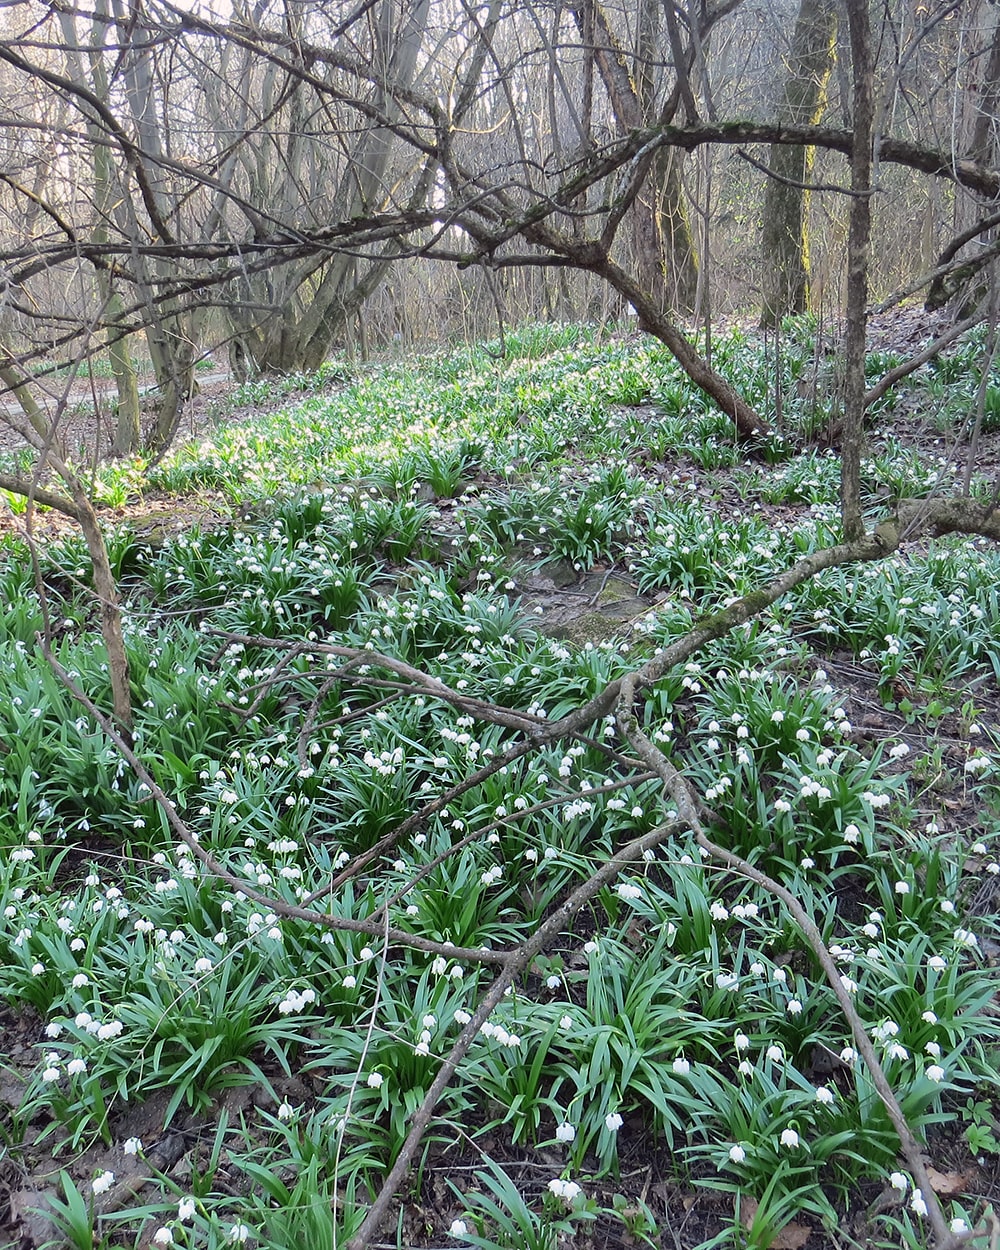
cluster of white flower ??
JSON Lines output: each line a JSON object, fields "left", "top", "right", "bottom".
{"left": 547, "top": 1177, "right": 583, "bottom": 1204}
{"left": 277, "top": 985, "right": 317, "bottom": 1015}
{"left": 479, "top": 1020, "right": 521, "bottom": 1048}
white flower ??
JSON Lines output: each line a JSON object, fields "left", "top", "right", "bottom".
{"left": 910, "top": 1189, "right": 928, "bottom": 1217}
{"left": 786, "top": 999, "right": 802, "bottom": 1015}
{"left": 342, "top": 975, "right": 357, "bottom": 989}
{"left": 737, "top": 1060, "right": 754, "bottom": 1076}
{"left": 71, "top": 973, "right": 89, "bottom": 988}
{"left": 44, "top": 1023, "right": 62, "bottom": 1039}
{"left": 277, "top": 1101, "right": 294, "bottom": 1120}
{"left": 926, "top": 1064, "right": 945, "bottom": 1083}
{"left": 950, "top": 1218, "right": 969, "bottom": 1234}
{"left": 122, "top": 1137, "right": 142, "bottom": 1155}
{"left": 922, "top": 1010, "right": 938, "bottom": 1025}
{"left": 889, "top": 1172, "right": 909, "bottom": 1192}
{"left": 41, "top": 1066, "right": 60, "bottom": 1083}
{"left": 178, "top": 1198, "right": 196, "bottom": 1222}
{"left": 672, "top": 1057, "right": 690, "bottom": 1076}
{"left": 547, "top": 1178, "right": 582, "bottom": 1204}
{"left": 92, "top": 1170, "right": 115, "bottom": 1196}
{"left": 194, "top": 957, "right": 213, "bottom": 974}
{"left": 67, "top": 1058, "right": 87, "bottom": 1076}
{"left": 454, "top": 1010, "right": 471, "bottom": 1025}
{"left": 815, "top": 1085, "right": 835, "bottom": 1105}
{"left": 715, "top": 972, "right": 739, "bottom": 992}
{"left": 605, "top": 1112, "right": 623, "bottom": 1132}
{"left": 766, "top": 1045, "right": 783, "bottom": 1063}
{"left": 889, "top": 743, "right": 910, "bottom": 759}
{"left": 616, "top": 882, "right": 643, "bottom": 901}
{"left": 448, "top": 1219, "right": 468, "bottom": 1237}
{"left": 367, "top": 1072, "right": 384, "bottom": 1089}
{"left": 779, "top": 1128, "right": 800, "bottom": 1149}
{"left": 228, "top": 1224, "right": 250, "bottom": 1243}
{"left": 559, "top": 1015, "right": 573, "bottom": 1031}
{"left": 842, "top": 824, "right": 860, "bottom": 844}
{"left": 894, "top": 881, "right": 910, "bottom": 895}
{"left": 734, "top": 1032, "right": 750, "bottom": 1051}
{"left": 153, "top": 1229, "right": 174, "bottom": 1246}
{"left": 728, "top": 1144, "right": 747, "bottom": 1163}
{"left": 555, "top": 1122, "right": 576, "bottom": 1143}
{"left": 927, "top": 955, "right": 946, "bottom": 971}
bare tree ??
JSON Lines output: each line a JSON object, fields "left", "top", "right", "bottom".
{"left": 759, "top": 0, "right": 838, "bottom": 325}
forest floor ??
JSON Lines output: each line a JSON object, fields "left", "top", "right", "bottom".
{"left": 0, "top": 317, "right": 998, "bottom": 1250}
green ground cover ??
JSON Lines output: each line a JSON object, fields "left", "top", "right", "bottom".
{"left": 0, "top": 322, "right": 997, "bottom": 1249}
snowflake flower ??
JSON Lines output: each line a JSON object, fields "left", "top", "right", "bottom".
{"left": 92, "top": 1171, "right": 115, "bottom": 1196}
{"left": 555, "top": 1122, "right": 576, "bottom": 1143}
{"left": 728, "top": 1144, "right": 747, "bottom": 1163}
{"left": 547, "top": 1178, "right": 583, "bottom": 1204}
{"left": 605, "top": 1112, "right": 623, "bottom": 1132}
{"left": 779, "top": 1128, "right": 800, "bottom": 1149}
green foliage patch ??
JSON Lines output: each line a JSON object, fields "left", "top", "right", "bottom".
{"left": 0, "top": 326, "right": 997, "bottom": 1250}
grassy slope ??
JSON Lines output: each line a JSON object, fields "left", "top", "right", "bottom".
{"left": 0, "top": 321, "right": 997, "bottom": 1250}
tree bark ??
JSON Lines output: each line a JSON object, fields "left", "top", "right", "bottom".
{"left": 760, "top": 0, "right": 837, "bottom": 326}
{"left": 572, "top": 0, "right": 700, "bottom": 316}
{"left": 841, "top": 0, "right": 873, "bottom": 542}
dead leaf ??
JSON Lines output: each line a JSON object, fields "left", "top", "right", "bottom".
{"left": 739, "top": 1197, "right": 812, "bottom": 1248}
{"left": 926, "top": 1167, "right": 971, "bottom": 1196}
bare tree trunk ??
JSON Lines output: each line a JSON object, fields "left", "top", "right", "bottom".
{"left": 970, "top": 6, "right": 1000, "bottom": 163}
{"left": 841, "top": 0, "right": 874, "bottom": 542}
{"left": 657, "top": 149, "right": 700, "bottom": 314}
{"left": 0, "top": 359, "right": 132, "bottom": 731}
{"left": 57, "top": 3, "right": 142, "bottom": 456}
{"left": 760, "top": 0, "right": 837, "bottom": 326}
{"left": 573, "top": 0, "right": 700, "bottom": 317}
